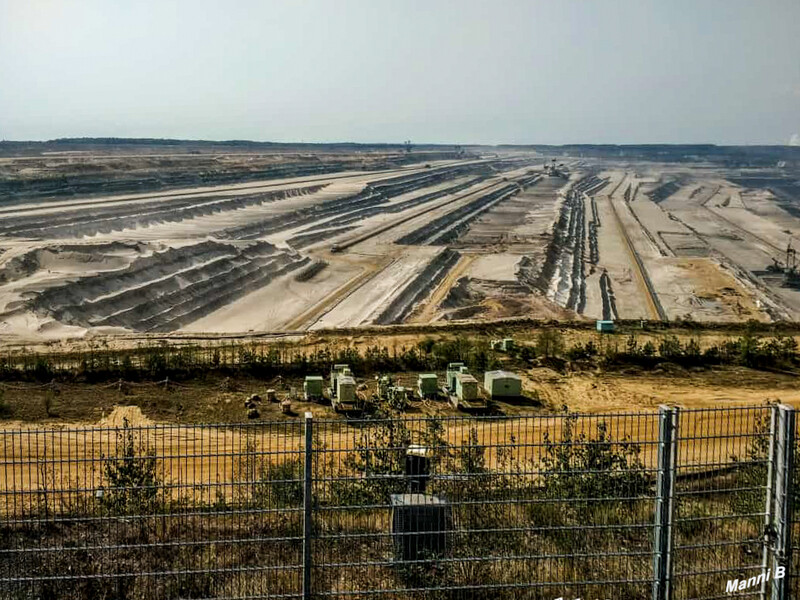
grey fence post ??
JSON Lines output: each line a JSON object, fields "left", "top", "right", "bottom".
{"left": 303, "top": 411, "right": 314, "bottom": 600}
{"left": 761, "top": 405, "right": 778, "bottom": 600}
{"left": 771, "top": 405, "right": 795, "bottom": 600}
{"left": 653, "top": 405, "right": 678, "bottom": 600}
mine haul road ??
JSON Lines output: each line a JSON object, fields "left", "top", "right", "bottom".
{"left": 607, "top": 191, "right": 668, "bottom": 321}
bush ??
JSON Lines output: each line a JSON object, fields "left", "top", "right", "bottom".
{"left": 0, "top": 389, "right": 10, "bottom": 418}
{"left": 100, "top": 418, "right": 161, "bottom": 515}
{"left": 333, "top": 419, "right": 413, "bottom": 505}
{"left": 257, "top": 459, "right": 304, "bottom": 508}
{"left": 565, "top": 340, "right": 597, "bottom": 361}
{"left": 540, "top": 414, "right": 650, "bottom": 502}
{"left": 536, "top": 329, "right": 564, "bottom": 358}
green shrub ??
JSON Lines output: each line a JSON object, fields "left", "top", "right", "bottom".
{"left": 536, "top": 329, "right": 564, "bottom": 358}
{"left": 258, "top": 459, "right": 304, "bottom": 508}
{"left": 101, "top": 418, "right": 161, "bottom": 515}
{"left": 0, "top": 389, "right": 10, "bottom": 418}
{"left": 540, "top": 414, "right": 649, "bottom": 503}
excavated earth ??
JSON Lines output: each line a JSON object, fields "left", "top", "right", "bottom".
{"left": 2, "top": 146, "right": 800, "bottom": 342}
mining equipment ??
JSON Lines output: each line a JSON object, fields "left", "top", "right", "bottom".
{"left": 767, "top": 257, "right": 784, "bottom": 274}
{"left": 545, "top": 158, "right": 569, "bottom": 179}
{"left": 766, "top": 242, "right": 800, "bottom": 288}
{"left": 491, "top": 338, "right": 515, "bottom": 352}
{"left": 329, "top": 365, "right": 369, "bottom": 414}
{"left": 387, "top": 386, "right": 413, "bottom": 411}
{"left": 444, "top": 362, "right": 464, "bottom": 394}
{"left": 596, "top": 320, "right": 616, "bottom": 333}
{"left": 377, "top": 375, "right": 414, "bottom": 410}
{"left": 443, "top": 364, "right": 485, "bottom": 411}
{"left": 330, "top": 364, "right": 350, "bottom": 398}
{"left": 784, "top": 242, "right": 800, "bottom": 288}
{"left": 331, "top": 374, "right": 356, "bottom": 412}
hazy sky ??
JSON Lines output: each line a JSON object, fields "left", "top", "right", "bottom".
{"left": 1, "top": 0, "right": 799, "bottom": 145}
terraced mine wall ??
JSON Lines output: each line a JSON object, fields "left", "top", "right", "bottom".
{"left": 284, "top": 176, "right": 491, "bottom": 250}
{"left": 599, "top": 269, "right": 619, "bottom": 321}
{"left": 0, "top": 151, "right": 465, "bottom": 204}
{"left": 624, "top": 191, "right": 669, "bottom": 258}
{"left": 0, "top": 185, "right": 327, "bottom": 240}
{"left": 647, "top": 180, "right": 682, "bottom": 203}
{"left": 286, "top": 225, "right": 358, "bottom": 250}
{"left": 0, "top": 242, "right": 147, "bottom": 284}
{"left": 520, "top": 189, "right": 577, "bottom": 305}
{"left": 374, "top": 249, "right": 461, "bottom": 324}
{"left": 521, "top": 175, "right": 608, "bottom": 314}
{"left": 588, "top": 196, "right": 600, "bottom": 266}
{"left": 26, "top": 241, "right": 308, "bottom": 332}
{"left": 519, "top": 144, "right": 800, "bottom": 166}
{"left": 729, "top": 176, "right": 800, "bottom": 219}
{"left": 396, "top": 174, "right": 540, "bottom": 246}
{"left": 294, "top": 260, "right": 328, "bottom": 282}
{"left": 221, "top": 162, "right": 512, "bottom": 243}
{"left": 566, "top": 190, "right": 587, "bottom": 312}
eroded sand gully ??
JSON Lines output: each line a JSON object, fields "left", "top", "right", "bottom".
{"left": 3, "top": 152, "right": 800, "bottom": 343}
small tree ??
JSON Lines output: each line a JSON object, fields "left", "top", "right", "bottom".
{"left": 0, "top": 388, "right": 10, "bottom": 418}
{"left": 536, "top": 329, "right": 564, "bottom": 358}
{"left": 540, "top": 413, "right": 649, "bottom": 503}
{"left": 335, "top": 419, "right": 413, "bottom": 504}
{"left": 101, "top": 418, "right": 160, "bottom": 515}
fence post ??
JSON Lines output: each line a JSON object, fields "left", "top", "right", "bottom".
{"left": 303, "top": 411, "right": 314, "bottom": 600}
{"left": 761, "top": 405, "right": 779, "bottom": 600}
{"left": 771, "top": 405, "right": 795, "bottom": 600}
{"left": 653, "top": 405, "right": 678, "bottom": 600}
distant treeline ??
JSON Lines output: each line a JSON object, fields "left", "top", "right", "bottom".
{"left": 0, "top": 137, "right": 459, "bottom": 154}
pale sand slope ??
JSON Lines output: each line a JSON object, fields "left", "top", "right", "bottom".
{"left": 467, "top": 253, "right": 520, "bottom": 282}
{"left": 181, "top": 260, "right": 364, "bottom": 333}
{"left": 310, "top": 248, "right": 442, "bottom": 330}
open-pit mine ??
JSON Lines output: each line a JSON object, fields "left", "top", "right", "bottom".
{"left": 1, "top": 141, "right": 800, "bottom": 340}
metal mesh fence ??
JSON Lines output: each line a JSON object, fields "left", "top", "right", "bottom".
{"left": 789, "top": 413, "right": 800, "bottom": 598}
{"left": 0, "top": 422, "right": 306, "bottom": 599}
{"left": 0, "top": 407, "right": 796, "bottom": 600}
{"left": 312, "top": 413, "right": 659, "bottom": 599}
{"left": 672, "top": 406, "right": 772, "bottom": 600}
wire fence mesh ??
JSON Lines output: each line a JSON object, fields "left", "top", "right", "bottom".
{"left": 311, "top": 413, "right": 659, "bottom": 599}
{"left": 672, "top": 406, "right": 772, "bottom": 600}
{"left": 0, "top": 406, "right": 796, "bottom": 600}
{"left": 0, "top": 421, "right": 306, "bottom": 599}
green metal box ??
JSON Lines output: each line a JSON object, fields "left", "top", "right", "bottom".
{"left": 455, "top": 373, "right": 478, "bottom": 401}
{"left": 304, "top": 375, "right": 324, "bottom": 400}
{"left": 417, "top": 373, "right": 438, "bottom": 397}
{"left": 483, "top": 370, "right": 522, "bottom": 399}
{"left": 446, "top": 363, "right": 465, "bottom": 391}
